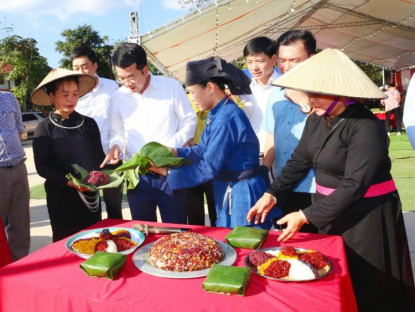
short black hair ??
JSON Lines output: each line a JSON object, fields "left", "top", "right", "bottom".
{"left": 71, "top": 45, "right": 97, "bottom": 64}
{"left": 243, "top": 37, "right": 277, "bottom": 58}
{"left": 112, "top": 43, "right": 147, "bottom": 70}
{"left": 276, "top": 30, "right": 317, "bottom": 56}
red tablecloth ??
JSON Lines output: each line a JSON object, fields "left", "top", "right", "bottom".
{"left": 0, "top": 217, "right": 12, "bottom": 269}
{"left": 0, "top": 219, "right": 357, "bottom": 312}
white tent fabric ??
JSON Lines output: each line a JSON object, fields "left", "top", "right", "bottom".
{"left": 138, "top": 0, "right": 415, "bottom": 83}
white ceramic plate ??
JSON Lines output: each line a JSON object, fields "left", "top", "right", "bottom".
{"left": 132, "top": 240, "right": 236, "bottom": 278}
{"left": 66, "top": 227, "right": 145, "bottom": 259}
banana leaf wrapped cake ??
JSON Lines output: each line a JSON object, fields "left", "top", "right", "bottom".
{"left": 225, "top": 226, "right": 268, "bottom": 249}
{"left": 202, "top": 264, "right": 251, "bottom": 296}
{"left": 80, "top": 251, "right": 126, "bottom": 280}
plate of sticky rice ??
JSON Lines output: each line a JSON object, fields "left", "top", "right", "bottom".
{"left": 245, "top": 246, "right": 332, "bottom": 282}
{"left": 66, "top": 227, "right": 145, "bottom": 259}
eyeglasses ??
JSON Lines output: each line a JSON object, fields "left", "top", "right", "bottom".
{"left": 116, "top": 70, "right": 144, "bottom": 85}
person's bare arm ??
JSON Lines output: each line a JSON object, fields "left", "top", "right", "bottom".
{"left": 263, "top": 132, "right": 275, "bottom": 169}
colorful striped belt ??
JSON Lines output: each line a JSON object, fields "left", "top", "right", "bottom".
{"left": 316, "top": 179, "right": 397, "bottom": 198}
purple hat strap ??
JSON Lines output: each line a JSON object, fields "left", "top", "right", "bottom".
{"left": 324, "top": 98, "right": 339, "bottom": 116}
{"left": 324, "top": 98, "right": 356, "bottom": 116}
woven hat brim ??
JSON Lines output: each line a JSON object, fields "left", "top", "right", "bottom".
{"left": 272, "top": 49, "right": 386, "bottom": 99}
{"left": 31, "top": 68, "right": 96, "bottom": 106}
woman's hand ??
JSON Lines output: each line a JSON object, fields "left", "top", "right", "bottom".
{"left": 276, "top": 212, "right": 306, "bottom": 242}
{"left": 67, "top": 180, "right": 94, "bottom": 193}
{"left": 247, "top": 193, "right": 276, "bottom": 225}
{"left": 100, "top": 144, "right": 121, "bottom": 168}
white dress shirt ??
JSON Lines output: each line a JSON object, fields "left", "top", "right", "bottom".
{"left": 244, "top": 70, "right": 280, "bottom": 153}
{"left": 404, "top": 74, "right": 415, "bottom": 149}
{"left": 109, "top": 74, "right": 197, "bottom": 160}
{"left": 76, "top": 76, "right": 118, "bottom": 154}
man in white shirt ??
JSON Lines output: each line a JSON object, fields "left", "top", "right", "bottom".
{"left": 243, "top": 37, "right": 279, "bottom": 159}
{"left": 101, "top": 43, "right": 196, "bottom": 224}
{"left": 71, "top": 45, "right": 123, "bottom": 219}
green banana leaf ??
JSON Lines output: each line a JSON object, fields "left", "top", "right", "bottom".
{"left": 114, "top": 142, "right": 192, "bottom": 189}
{"left": 225, "top": 226, "right": 269, "bottom": 250}
{"left": 124, "top": 168, "right": 140, "bottom": 190}
{"left": 115, "top": 142, "right": 191, "bottom": 174}
{"left": 202, "top": 264, "right": 251, "bottom": 296}
{"left": 139, "top": 142, "right": 192, "bottom": 167}
{"left": 66, "top": 164, "right": 124, "bottom": 192}
{"left": 80, "top": 252, "right": 127, "bottom": 280}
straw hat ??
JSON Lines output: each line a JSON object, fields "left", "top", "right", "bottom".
{"left": 272, "top": 49, "right": 386, "bottom": 99}
{"left": 31, "top": 68, "right": 96, "bottom": 106}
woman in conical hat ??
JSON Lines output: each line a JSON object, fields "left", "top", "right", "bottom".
{"left": 31, "top": 68, "right": 106, "bottom": 242}
{"left": 247, "top": 49, "right": 414, "bottom": 311}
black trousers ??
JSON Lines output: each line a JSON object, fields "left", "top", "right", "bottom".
{"left": 385, "top": 107, "right": 402, "bottom": 133}
{"left": 186, "top": 181, "right": 216, "bottom": 226}
{"left": 103, "top": 187, "right": 123, "bottom": 219}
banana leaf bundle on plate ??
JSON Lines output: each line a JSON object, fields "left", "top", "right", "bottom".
{"left": 114, "top": 142, "right": 191, "bottom": 189}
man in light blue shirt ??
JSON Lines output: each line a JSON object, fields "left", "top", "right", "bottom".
{"left": 262, "top": 30, "right": 317, "bottom": 233}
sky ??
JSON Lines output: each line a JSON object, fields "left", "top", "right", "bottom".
{"left": 0, "top": 0, "right": 192, "bottom": 68}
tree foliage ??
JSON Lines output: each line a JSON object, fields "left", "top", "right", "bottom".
{"left": 354, "top": 60, "right": 384, "bottom": 87}
{"left": 55, "top": 25, "right": 114, "bottom": 79}
{"left": 0, "top": 35, "right": 51, "bottom": 111}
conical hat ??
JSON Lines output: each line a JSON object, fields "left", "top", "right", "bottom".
{"left": 31, "top": 68, "right": 96, "bottom": 106}
{"left": 272, "top": 49, "right": 386, "bottom": 99}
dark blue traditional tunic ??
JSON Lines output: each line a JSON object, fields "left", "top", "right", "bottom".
{"left": 167, "top": 97, "right": 282, "bottom": 228}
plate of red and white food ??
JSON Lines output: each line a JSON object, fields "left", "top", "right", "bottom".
{"left": 245, "top": 246, "right": 332, "bottom": 281}
{"left": 66, "top": 227, "right": 145, "bottom": 259}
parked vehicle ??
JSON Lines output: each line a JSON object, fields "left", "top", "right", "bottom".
{"left": 21, "top": 124, "right": 28, "bottom": 141}
{"left": 22, "top": 112, "right": 45, "bottom": 137}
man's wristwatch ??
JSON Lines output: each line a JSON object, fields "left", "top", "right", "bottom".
{"left": 301, "top": 103, "right": 312, "bottom": 114}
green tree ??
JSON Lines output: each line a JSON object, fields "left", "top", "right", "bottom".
{"left": 0, "top": 35, "right": 51, "bottom": 111}
{"left": 55, "top": 25, "right": 114, "bottom": 79}
{"left": 354, "top": 60, "right": 384, "bottom": 86}
{"left": 232, "top": 56, "right": 247, "bottom": 70}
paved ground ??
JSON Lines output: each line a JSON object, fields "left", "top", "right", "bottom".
{"left": 22, "top": 139, "right": 415, "bottom": 278}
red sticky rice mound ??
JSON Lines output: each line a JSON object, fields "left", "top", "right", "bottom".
{"left": 263, "top": 259, "right": 291, "bottom": 278}
{"left": 112, "top": 237, "right": 136, "bottom": 251}
{"left": 298, "top": 251, "right": 329, "bottom": 269}
{"left": 85, "top": 171, "right": 110, "bottom": 186}
{"left": 280, "top": 246, "right": 297, "bottom": 257}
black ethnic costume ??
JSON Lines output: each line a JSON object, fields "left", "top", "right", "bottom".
{"left": 268, "top": 103, "right": 414, "bottom": 312}
{"left": 33, "top": 111, "right": 105, "bottom": 242}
